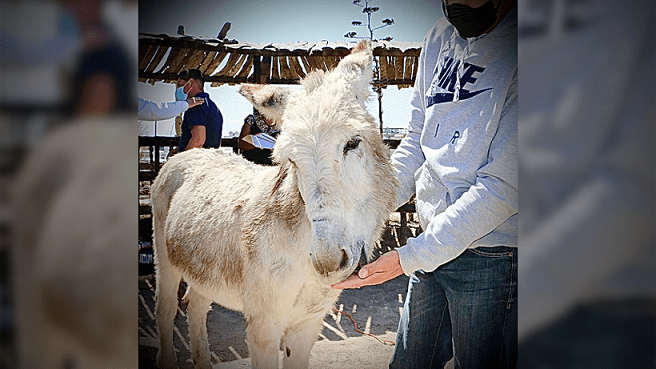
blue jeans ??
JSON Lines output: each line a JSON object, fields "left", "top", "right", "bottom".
{"left": 389, "top": 246, "right": 517, "bottom": 369}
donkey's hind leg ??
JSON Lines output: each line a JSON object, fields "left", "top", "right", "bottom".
{"left": 155, "top": 260, "right": 182, "bottom": 369}
{"left": 185, "top": 286, "right": 213, "bottom": 369}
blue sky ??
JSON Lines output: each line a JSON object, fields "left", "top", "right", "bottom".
{"left": 138, "top": 0, "right": 444, "bottom": 136}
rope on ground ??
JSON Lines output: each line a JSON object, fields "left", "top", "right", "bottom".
{"left": 332, "top": 308, "right": 396, "bottom": 346}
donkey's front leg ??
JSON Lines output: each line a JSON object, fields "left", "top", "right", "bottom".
{"left": 282, "top": 317, "right": 324, "bottom": 369}
{"left": 245, "top": 317, "right": 284, "bottom": 369}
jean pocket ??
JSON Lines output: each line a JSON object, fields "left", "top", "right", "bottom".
{"left": 468, "top": 246, "right": 515, "bottom": 258}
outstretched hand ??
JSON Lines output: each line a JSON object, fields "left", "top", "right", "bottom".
{"left": 331, "top": 250, "right": 404, "bottom": 289}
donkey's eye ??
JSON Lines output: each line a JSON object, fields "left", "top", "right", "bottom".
{"left": 343, "top": 137, "right": 361, "bottom": 156}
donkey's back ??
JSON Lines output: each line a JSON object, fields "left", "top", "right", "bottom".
{"left": 151, "top": 148, "right": 278, "bottom": 301}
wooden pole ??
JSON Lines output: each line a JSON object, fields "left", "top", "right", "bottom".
{"left": 378, "top": 87, "right": 383, "bottom": 136}
{"left": 253, "top": 55, "right": 261, "bottom": 84}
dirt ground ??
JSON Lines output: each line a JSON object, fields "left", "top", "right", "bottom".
{"left": 138, "top": 215, "right": 421, "bottom": 369}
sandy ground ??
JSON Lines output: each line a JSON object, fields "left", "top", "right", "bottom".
{"left": 138, "top": 217, "right": 422, "bottom": 369}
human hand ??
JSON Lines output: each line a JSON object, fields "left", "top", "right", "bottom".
{"left": 186, "top": 97, "right": 205, "bottom": 108}
{"left": 331, "top": 250, "right": 404, "bottom": 289}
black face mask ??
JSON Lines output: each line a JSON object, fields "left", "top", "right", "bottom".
{"left": 442, "top": 0, "right": 498, "bottom": 38}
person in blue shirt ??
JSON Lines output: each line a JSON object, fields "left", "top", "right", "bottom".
{"left": 170, "top": 69, "right": 223, "bottom": 154}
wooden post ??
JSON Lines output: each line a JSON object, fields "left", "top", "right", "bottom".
{"left": 253, "top": 55, "right": 261, "bottom": 84}
{"left": 373, "top": 53, "right": 384, "bottom": 137}
{"left": 399, "top": 211, "right": 407, "bottom": 246}
{"left": 378, "top": 87, "right": 383, "bottom": 136}
{"left": 260, "top": 56, "right": 271, "bottom": 84}
{"left": 154, "top": 145, "right": 160, "bottom": 169}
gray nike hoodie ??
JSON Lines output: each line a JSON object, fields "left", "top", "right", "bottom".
{"left": 391, "top": 7, "right": 518, "bottom": 275}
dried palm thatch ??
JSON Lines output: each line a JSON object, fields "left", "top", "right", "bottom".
{"left": 138, "top": 33, "right": 421, "bottom": 89}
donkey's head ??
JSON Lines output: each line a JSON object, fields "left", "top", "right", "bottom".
{"left": 240, "top": 40, "right": 397, "bottom": 282}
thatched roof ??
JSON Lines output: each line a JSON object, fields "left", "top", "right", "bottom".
{"left": 138, "top": 33, "right": 422, "bottom": 88}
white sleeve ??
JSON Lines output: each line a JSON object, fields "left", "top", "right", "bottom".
{"left": 138, "top": 97, "right": 189, "bottom": 121}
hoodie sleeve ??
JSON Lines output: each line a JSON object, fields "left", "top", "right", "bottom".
{"left": 390, "top": 89, "right": 426, "bottom": 209}
{"left": 396, "top": 69, "right": 518, "bottom": 275}
{"left": 389, "top": 34, "right": 431, "bottom": 210}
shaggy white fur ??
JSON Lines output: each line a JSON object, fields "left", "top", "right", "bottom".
{"left": 151, "top": 39, "right": 397, "bottom": 369}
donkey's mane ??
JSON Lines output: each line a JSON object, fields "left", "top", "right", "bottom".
{"left": 271, "top": 163, "right": 306, "bottom": 232}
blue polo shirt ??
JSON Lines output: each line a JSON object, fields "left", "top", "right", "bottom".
{"left": 179, "top": 92, "right": 223, "bottom": 151}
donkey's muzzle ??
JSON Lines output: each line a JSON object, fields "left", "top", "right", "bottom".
{"left": 309, "top": 219, "right": 358, "bottom": 276}
{"left": 311, "top": 248, "right": 350, "bottom": 277}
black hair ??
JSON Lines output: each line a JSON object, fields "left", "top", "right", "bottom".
{"left": 176, "top": 69, "right": 205, "bottom": 85}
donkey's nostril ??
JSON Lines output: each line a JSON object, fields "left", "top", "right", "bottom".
{"left": 339, "top": 249, "right": 349, "bottom": 270}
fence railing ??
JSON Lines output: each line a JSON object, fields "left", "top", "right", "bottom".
{"left": 138, "top": 136, "right": 404, "bottom": 181}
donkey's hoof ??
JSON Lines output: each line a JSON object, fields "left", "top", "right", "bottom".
{"left": 192, "top": 356, "right": 212, "bottom": 369}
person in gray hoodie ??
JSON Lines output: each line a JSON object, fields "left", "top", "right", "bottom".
{"left": 332, "top": 0, "right": 517, "bottom": 367}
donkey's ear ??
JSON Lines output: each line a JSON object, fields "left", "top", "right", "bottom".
{"left": 335, "top": 39, "right": 373, "bottom": 105}
{"left": 238, "top": 84, "right": 291, "bottom": 123}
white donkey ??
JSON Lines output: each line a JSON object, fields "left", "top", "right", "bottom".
{"left": 151, "top": 40, "right": 397, "bottom": 369}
